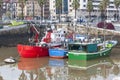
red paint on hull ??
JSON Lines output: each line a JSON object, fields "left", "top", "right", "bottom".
{"left": 17, "top": 44, "right": 49, "bottom": 58}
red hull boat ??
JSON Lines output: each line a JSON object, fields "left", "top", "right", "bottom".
{"left": 17, "top": 44, "right": 49, "bottom": 58}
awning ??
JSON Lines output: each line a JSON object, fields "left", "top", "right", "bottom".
{"left": 97, "top": 21, "right": 115, "bottom": 30}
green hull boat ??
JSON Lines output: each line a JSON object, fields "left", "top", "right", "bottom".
{"left": 68, "top": 40, "right": 117, "bottom": 60}
{"left": 68, "top": 48, "right": 112, "bottom": 60}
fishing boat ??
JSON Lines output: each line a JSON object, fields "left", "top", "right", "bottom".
{"left": 48, "top": 27, "right": 68, "bottom": 58}
{"left": 49, "top": 48, "right": 68, "bottom": 58}
{"left": 17, "top": 22, "right": 50, "bottom": 58}
{"left": 17, "top": 44, "right": 49, "bottom": 58}
{"left": 68, "top": 39, "right": 117, "bottom": 60}
{"left": 17, "top": 23, "right": 67, "bottom": 58}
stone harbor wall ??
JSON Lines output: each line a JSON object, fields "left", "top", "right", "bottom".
{"left": 0, "top": 25, "right": 46, "bottom": 47}
{"left": 0, "top": 26, "right": 29, "bottom": 47}
{"left": 0, "top": 23, "right": 120, "bottom": 47}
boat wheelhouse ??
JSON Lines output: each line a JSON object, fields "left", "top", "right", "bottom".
{"left": 68, "top": 41, "right": 116, "bottom": 60}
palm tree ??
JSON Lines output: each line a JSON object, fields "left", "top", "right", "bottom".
{"left": 86, "top": 0, "right": 93, "bottom": 37}
{"left": 99, "top": 0, "right": 109, "bottom": 44}
{"left": 99, "top": 0, "right": 109, "bottom": 21}
{"left": 38, "top": 0, "right": 47, "bottom": 21}
{"left": 55, "top": 0, "right": 62, "bottom": 22}
{"left": 0, "top": 0, "right": 2, "bottom": 8}
{"left": 0, "top": 0, "right": 2, "bottom": 19}
{"left": 102, "top": 0, "right": 109, "bottom": 20}
{"left": 114, "top": 0, "right": 120, "bottom": 21}
{"left": 99, "top": 1, "right": 104, "bottom": 21}
{"left": 72, "top": 0, "right": 80, "bottom": 19}
{"left": 87, "top": 0, "right": 93, "bottom": 22}
{"left": 18, "top": 0, "right": 28, "bottom": 20}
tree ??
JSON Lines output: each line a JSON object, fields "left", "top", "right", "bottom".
{"left": 18, "top": 0, "right": 28, "bottom": 20}
{"left": 114, "top": 0, "right": 120, "bottom": 21}
{"left": 38, "top": 0, "right": 47, "bottom": 20}
{"left": 99, "top": 0, "right": 109, "bottom": 21}
{"left": 87, "top": 0, "right": 93, "bottom": 22}
{"left": 72, "top": 0, "right": 80, "bottom": 19}
{"left": 99, "top": 0, "right": 109, "bottom": 43}
{"left": 99, "top": 1, "right": 105, "bottom": 21}
{"left": 55, "top": 0, "right": 62, "bottom": 22}
{"left": 0, "top": 0, "right": 2, "bottom": 19}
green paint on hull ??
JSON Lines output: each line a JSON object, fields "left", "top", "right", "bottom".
{"left": 68, "top": 48, "right": 112, "bottom": 60}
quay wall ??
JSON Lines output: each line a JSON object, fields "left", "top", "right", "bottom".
{"left": 0, "top": 24, "right": 46, "bottom": 47}
{"left": 0, "top": 25, "right": 29, "bottom": 47}
{"left": 56, "top": 23, "right": 120, "bottom": 47}
{"left": 0, "top": 23, "right": 120, "bottom": 47}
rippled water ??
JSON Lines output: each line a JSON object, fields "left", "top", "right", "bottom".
{"left": 0, "top": 47, "right": 120, "bottom": 80}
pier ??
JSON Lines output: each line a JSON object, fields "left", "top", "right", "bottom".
{"left": 0, "top": 23, "right": 120, "bottom": 47}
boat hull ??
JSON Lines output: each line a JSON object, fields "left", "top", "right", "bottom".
{"left": 68, "top": 48, "right": 112, "bottom": 60}
{"left": 49, "top": 49, "right": 68, "bottom": 58}
{"left": 17, "top": 44, "right": 49, "bottom": 58}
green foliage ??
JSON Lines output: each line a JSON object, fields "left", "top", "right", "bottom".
{"left": 99, "top": 2, "right": 104, "bottom": 11}
{"left": 114, "top": 0, "right": 120, "bottom": 8}
{"left": 87, "top": 0, "right": 93, "bottom": 22}
{"left": 102, "top": 0, "right": 109, "bottom": 11}
{"left": 72, "top": 0, "right": 80, "bottom": 18}
{"left": 38, "top": 0, "right": 46, "bottom": 6}
{"left": 99, "top": 0, "right": 109, "bottom": 21}
{"left": 56, "top": 0, "right": 62, "bottom": 10}
{"left": 87, "top": 0, "right": 93, "bottom": 12}
{"left": 72, "top": 0, "right": 80, "bottom": 10}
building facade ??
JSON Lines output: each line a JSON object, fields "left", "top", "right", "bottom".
{"left": 2, "top": 0, "right": 50, "bottom": 20}
{"left": 49, "top": 0, "right": 119, "bottom": 19}
{"left": 1, "top": 0, "right": 120, "bottom": 20}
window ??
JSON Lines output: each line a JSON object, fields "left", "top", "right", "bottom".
{"left": 83, "top": 0, "right": 86, "bottom": 2}
{"left": 83, "top": 5, "right": 86, "bottom": 7}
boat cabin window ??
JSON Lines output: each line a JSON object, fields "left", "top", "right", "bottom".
{"left": 68, "top": 43, "right": 97, "bottom": 53}
{"left": 69, "top": 45, "right": 80, "bottom": 50}
{"left": 68, "top": 44, "right": 87, "bottom": 52}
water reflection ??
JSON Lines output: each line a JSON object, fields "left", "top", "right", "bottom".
{"left": 68, "top": 57, "right": 120, "bottom": 80}
{"left": 17, "top": 57, "right": 49, "bottom": 80}
{"left": 45, "top": 58, "right": 68, "bottom": 80}
{"left": 18, "top": 58, "right": 68, "bottom": 80}
{"left": 0, "top": 56, "right": 120, "bottom": 80}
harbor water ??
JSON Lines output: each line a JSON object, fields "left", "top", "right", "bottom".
{"left": 0, "top": 47, "right": 120, "bottom": 80}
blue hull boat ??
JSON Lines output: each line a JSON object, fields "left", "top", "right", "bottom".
{"left": 49, "top": 48, "right": 68, "bottom": 58}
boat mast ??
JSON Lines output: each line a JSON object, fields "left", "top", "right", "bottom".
{"left": 30, "top": 22, "right": 40, "bottom": 43}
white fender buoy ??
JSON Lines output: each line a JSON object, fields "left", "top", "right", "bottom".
{"left": 4, "top": 56, "right": 16, "bottom": 63}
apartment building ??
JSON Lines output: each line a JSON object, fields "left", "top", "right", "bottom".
{"left": 2, "top": 0, "right": 119, "bottom": 20}
{"left": 16, "top": 0, "right": 41, "bottom": 19}
{"left": 2, "top": 0, "right": 50, "bottom": 20}
{"left": 49, "top": 0, "right": 119, "bottom": 19}
{"left": 49, "top": 0, "right": 68, "bottom": 20}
